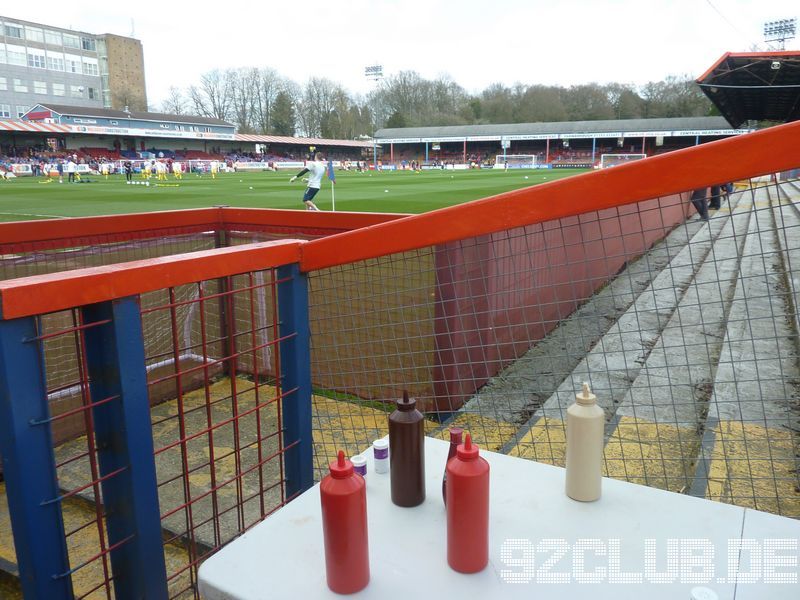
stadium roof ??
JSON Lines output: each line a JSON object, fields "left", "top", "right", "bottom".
{"left": 32, "top": 104, "right": 234, "bottom": 127}
{"left": 375, "top": 116, "right": 738, "bottom": 142}
{"left": 696, "top": 51, "right": 800, "bottom": 127}
{"left": 235, "top": 133, "right": 372, "bottom": 148}
{"left": 0, "top": 118, "right": 71, "bottom": 134}
{"left": 0, "top": 117, "right": 373, "bottom": 148}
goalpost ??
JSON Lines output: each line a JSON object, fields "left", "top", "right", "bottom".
{"left": 494, "top": 154, "right": 538, "bottom": 169}
{"left": 598, "top": 154, "right": 647, "bottom": 169}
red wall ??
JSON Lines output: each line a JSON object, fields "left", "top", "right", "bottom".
{"left": 431, "top": 193, "right": 690, "bottom": 412}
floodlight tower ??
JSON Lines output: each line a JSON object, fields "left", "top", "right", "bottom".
{"left": 763, "top": 18, "right": 797, "bottom": 50}
{"left": 364, "top": 65, "right": 383, "bottom": 168}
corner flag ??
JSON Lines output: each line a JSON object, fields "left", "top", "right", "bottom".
{"left": 327, "top": 160, "right": 336, "bottom": 211}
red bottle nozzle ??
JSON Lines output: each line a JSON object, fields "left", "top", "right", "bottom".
{"left": 329, "top": 449, "right": 354, "bottom": 478}
{"left": 457, "top": 433, "right": 479, "bottom": 460}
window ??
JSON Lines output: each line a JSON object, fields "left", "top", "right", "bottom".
{"left": 63, "top": 34, "right": 80, "bottom": 49}
{"left": 27, "top": 50, "right": 46, "bottom": 69}
{"left": 46, "top": 52, "right": 64, "bottom": 71}
{"left": 34, "top": 81, "right": 47, "bottom": 94}
{"left": 4, "top": 24, "right": 23, "bottom": 39}
{"left": 52, "top": 83, "right": 65, "bottom": 96}
{"left": 0, "top": 44, "right": 5, "bottom": 64}
{"left": 16, "top": 106, "right": 27, "bottom": 118}
{"left": 70, "top": 85, "right": 83, "bottom": 98}
{"left": 0, "top": 77, "right": 6, "bottom": 91}
{"left": 81, "top": 37, "right": 96, "bottom": 51}
{"left": 13, "top": 79, "right": 27, "bottom": 93}
{"left": 6, "top": 44, "right": 26, "bottom": 66}
{"left": 44, "top": 30, "right": 61, "bottom": 46}
{"left": 25, "top": 27, "right": 44, "bottom": 43}
{"left": 88, "top": 87, "right": 97, "bottom": 100}
{"left": 65, "top": 53, "right": 81, "bottom": 73}
{"left": 83, "top": 58, "right": 99, "bottom": 76}
{"left": 0, "top": 104, "right": 10, "bottom": 118}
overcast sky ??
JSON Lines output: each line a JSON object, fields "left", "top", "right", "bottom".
{"left": 5, "top": 1, "right": 799, "bottom": 107}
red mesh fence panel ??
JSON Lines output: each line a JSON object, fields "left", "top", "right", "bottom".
{"left": 33, "top": 267, "right": 288, "bottom": 598}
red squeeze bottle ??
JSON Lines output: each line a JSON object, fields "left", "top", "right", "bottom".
{"left": 442, "top": 427, "right": 463, "bottom": 504}
{"left": 446, "top": 433, "right": 490, "bottom": 573}
{"left": 320, "top": 450, "right": 370, "bottom": 594}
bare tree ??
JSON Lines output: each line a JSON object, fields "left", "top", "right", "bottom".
{"left": 178, "top": 67, "right": 713, "bottom": 133}
{"left": 251, "top": 68, "right": 283, "bottom": 133}
{"left": 228, "top": 68, "right": 258, "bottom": 133}
{"left": 297, "top": 77, "right": 344, "bottom": 137}
{"left": 161, "top": 86, "right": 187, "bottom": 115}
{"left": 188, "top": 70, "right": 233, "bottom": 121}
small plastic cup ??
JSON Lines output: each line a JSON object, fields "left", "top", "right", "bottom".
{"left": 373, "top": 439, "right": 389, "bottom": 474}
{"left": 351, "top": 455, "right": 367, "bottom": 477}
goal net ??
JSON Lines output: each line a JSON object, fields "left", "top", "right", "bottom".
{"left": 494, "top": 154, "right": 538, "bottom": 169}
{"left": 599, "top": 154, "right": 647, "bottom": 169}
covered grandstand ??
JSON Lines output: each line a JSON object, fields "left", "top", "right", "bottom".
{"left": 697, "top": 50, "right": 800, "bottom": 127}
{"left": 375, "top": 116, "right": 751, "bottom": 167}
{"left": 0, "top": 104, "right": 373, "bottom": 172}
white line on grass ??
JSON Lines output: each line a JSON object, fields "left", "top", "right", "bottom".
{"left": 0, "top": 212, "right": 68, "bottom": 219}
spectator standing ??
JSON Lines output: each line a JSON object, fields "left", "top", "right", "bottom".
{"left": 690, "top": 187, "right": 709, "bottom": 221}
{"left": 709, "top": 185, "right": 722, "bottom": 210}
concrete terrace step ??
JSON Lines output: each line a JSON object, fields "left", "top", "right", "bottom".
{"left": 689, "top": 186, "right": 800, "bottom": 517}
{"left": 601, "top": 189, "right": 755, "bottom": 492}
{"left": 503, "top": 191, "right": 749, "bottom": 464}
{"left": 774, "top": 179, "right": 800, "bottom": 337}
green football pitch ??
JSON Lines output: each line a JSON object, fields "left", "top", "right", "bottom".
{"left": 0, "top": 168, "right": 589, "bottom": 222}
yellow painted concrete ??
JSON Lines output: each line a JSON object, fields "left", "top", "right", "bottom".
{"left": 705, "top": 421, "right": 800, "bottom": 518}
{"left": 603, "top": 417, "right": 700, "bottom": 492}
{"left": 506, "top": 417, "right": 568, "bottom": 466}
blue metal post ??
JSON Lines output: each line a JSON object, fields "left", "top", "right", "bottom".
{"left": 0, "top": 316, "right": 73, "bottom": 599}
{"left": 696, "top": 135, "right": 700, "bottom": 146}
{"left": 591, "top": 137, "right": 596, "bottom": 163}
{"left": 80, "top": 298, "right": 168, "bottom": 599}
{"left": 425, "top": 142, "right": 429, "bottom": 163}
{"left": 277, "top": 263, "right": 314, "bottom": 498}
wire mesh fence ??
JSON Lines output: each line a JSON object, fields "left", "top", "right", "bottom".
{"left": 29, "top": 266, "right": 289, "bottom": 599}
{"left": 306, "top": 175, "right": 800, "bottom": 518}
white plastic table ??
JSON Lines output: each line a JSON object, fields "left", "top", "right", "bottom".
{"left": 198, "top": 437, "right": 799, "bottom": 599}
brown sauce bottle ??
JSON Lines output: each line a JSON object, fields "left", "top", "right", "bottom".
{"left": 389, "top": 391, "right": 426, "bottom": 507}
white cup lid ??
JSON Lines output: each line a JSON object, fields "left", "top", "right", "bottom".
{"left": 351, "top": 455, "right": 367, "bottom": 467}
{"left": 690, "top": 587, "right": 718, "bottom": 600}
{"left": 373, "top": 438, "right": 389, "bottom": 450}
